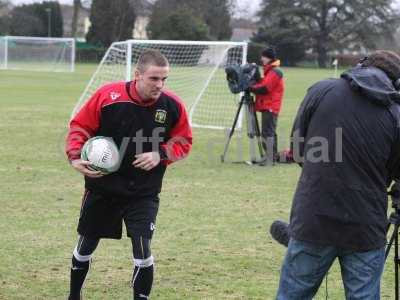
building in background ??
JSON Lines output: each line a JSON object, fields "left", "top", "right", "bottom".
{"left": 0, "top": 3, "right": 10, "bottom": 17}
{"left": 61, "top": 4, "right": 90, "bottom": 38}
{"left": 230, "top": 18, "right": 257, "bottom": 42}
{"left": 132, "top": 0, "right": 152, "bottom": 40}
{"left": 60, "top": 2, "right": 149, "bottom": 40}
{"left": 133, "top": 15, "right": 148, "bottom": 39}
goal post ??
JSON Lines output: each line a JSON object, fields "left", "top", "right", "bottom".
{"left": 0, "top": 36, "right": 75, "bottom": 72}
{"left": 0, "top": 36, "right": 7, "bottom": 70}
{"left": 71, "top": 39, "right": 248, "bottom": 129}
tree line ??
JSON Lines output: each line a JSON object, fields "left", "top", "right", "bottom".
{"left": 1, "top": 0, "right": 399, "bottom": 67}
{"left": 0, "top": 0, "right": 63, "bottom": 37}
{"left": 253, "top": 0, "right": 400, "bottom": 67}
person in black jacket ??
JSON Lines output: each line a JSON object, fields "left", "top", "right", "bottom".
{"left": 276, "top": 50, "right": 400, "bottom": 299}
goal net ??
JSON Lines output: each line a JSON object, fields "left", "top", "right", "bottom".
{"left": 72, "top": 40, "right": 247, "bottom": 129}
{"left": 0, "top": 36, "right": 75, "bottom": 72}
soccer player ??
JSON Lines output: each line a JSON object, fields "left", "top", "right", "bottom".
{"left": 65, "top": 49, "right": 192, "bottom": 300}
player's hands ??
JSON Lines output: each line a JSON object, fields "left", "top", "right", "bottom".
{"left": 71, "top": 159, "right": 104, "bottom": 178}
{"left": 132, "top": 152, "right": 160, "bottom": 171}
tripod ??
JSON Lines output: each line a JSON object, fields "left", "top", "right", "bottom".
{"left": 221, "top": 90, "right": 265, "bottom": 164}
{"left": 385, "top": 181, "right": 400, "bottom": 300}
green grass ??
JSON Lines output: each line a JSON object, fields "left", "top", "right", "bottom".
{"left": 0, "top": 64, "right": 396, "bottom": 299}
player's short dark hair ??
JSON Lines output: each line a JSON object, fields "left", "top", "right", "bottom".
{"left": 361, "top": 50, "right": 400, "bottom": 81}
{"left": 137, "top": 49, "right": 169, "bottom": 73}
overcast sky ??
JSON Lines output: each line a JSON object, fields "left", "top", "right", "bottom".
{"left": 8, "top": 0, "right": 263, "bottom": 17}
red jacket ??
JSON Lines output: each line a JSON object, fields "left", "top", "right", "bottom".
{"left": 251, "top": 60, "right": 284, "bottom": 114}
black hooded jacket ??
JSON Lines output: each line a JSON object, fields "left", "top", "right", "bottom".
{"left": 289, "top": 66, "right": 400, "bottom": 251}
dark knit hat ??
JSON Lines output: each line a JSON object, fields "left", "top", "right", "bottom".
{"left": 261, "top": 46, "right": 277, "bottom": 60}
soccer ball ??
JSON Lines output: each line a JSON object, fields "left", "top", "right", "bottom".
{"left": 80, "top": 136, "right": 120, "bottom": 174}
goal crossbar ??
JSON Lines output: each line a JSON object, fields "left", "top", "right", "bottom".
{"left": 71, "top": 39, "right": 248, "bottom": 130}
{"left": 0, "top": 35, "right": 75, "bottom": 73}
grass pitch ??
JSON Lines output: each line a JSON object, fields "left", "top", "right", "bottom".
{"left": 0, "top": 65, "right": 396, "bottom": 299}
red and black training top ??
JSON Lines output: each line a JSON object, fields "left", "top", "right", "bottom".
{"left": 66, "top": 81, "right": 192, "bottom": 198}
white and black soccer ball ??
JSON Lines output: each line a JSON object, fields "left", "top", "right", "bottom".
{"left": 81, "top": 136, "right": 120, "bottom": 174}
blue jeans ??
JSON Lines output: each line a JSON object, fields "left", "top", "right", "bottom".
{"left": 276, "top": 239, "right": 385, "bottom": 300}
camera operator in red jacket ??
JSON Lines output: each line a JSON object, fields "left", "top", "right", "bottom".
{"left": 249, "top": 46, "right": 285, "bottom": 165}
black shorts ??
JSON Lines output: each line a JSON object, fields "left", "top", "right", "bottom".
{"left": 77, "top": 190, "right": 159, "bottom": 239}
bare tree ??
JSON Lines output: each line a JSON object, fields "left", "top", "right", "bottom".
{"left": 257, "top": 0, "right": 400, "bottom": 67}
{"left": 0, "top": 0, "right": 9, "bottom": 9}
{"left": 71, "top": 0, "right": 81, "bottom": 37}
{"left": 86, "top": 0, "right": 135, "bottom": 47}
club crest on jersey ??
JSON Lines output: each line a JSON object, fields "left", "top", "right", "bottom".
{"left": 154, "top": 109, "right": 167, "bottom": 124}
{"left": 110, "top": 92, "right": 121, "bottom": 100}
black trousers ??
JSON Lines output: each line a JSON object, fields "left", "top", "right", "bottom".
{"left": 260, "top": 110, "right": 278, "bottom": 161}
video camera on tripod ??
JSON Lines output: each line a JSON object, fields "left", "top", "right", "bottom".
{"left": 221, "top": 63, "right": 265, "bottom": 164}
{"left": 388, "top": 180, "right": 400, "bottom": 207}
{"left": 386, "top": 180, "right": 400, "bottom": 299}
{"left": 225, "top": 63, "right": 261, "bottom": 94}
{"left": 267, "top": 181, "right": 400, "bottom": 298}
